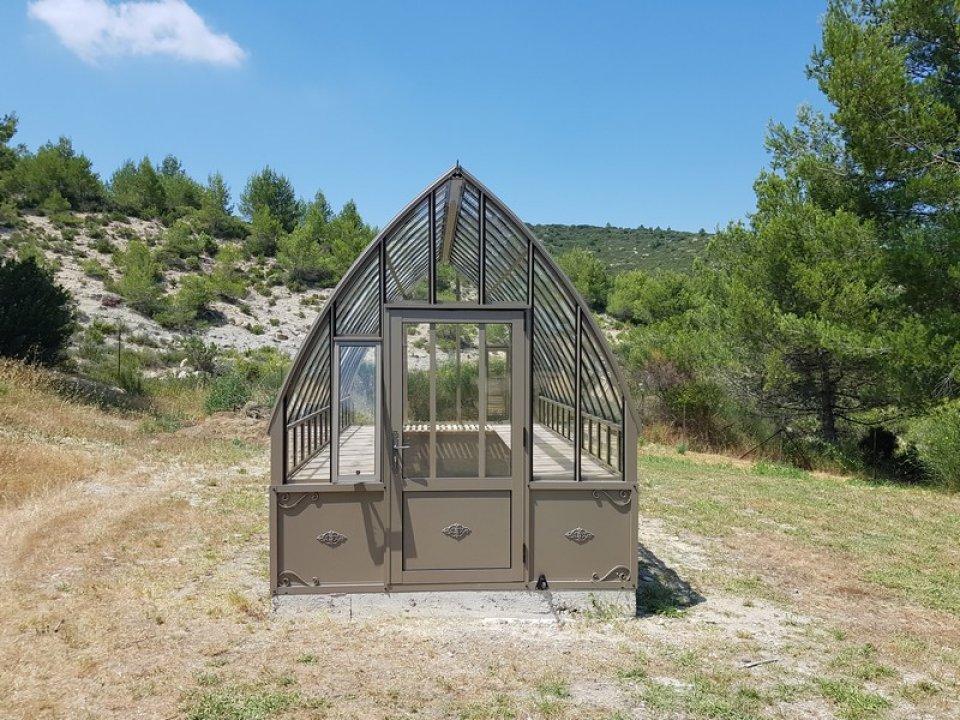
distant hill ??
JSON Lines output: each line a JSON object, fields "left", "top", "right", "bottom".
{"left": 528, "top": 223, "right": 710, "bottom": 274}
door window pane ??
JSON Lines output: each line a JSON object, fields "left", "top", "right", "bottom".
{"left": 400, "top": 321, "right": 513, "bottom": 479}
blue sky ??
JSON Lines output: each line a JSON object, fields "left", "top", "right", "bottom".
{"left": 1, "top": 1, "right": 830, "bottom": 232}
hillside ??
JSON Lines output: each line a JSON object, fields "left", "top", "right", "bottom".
{"left": 2, "top": 362, "right": 958, "bottom": 718}
{"left": 529, "top": 223, "right": 710, "bottom": 274}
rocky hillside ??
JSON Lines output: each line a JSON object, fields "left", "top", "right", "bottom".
{"left": 1, "top": 211, "right": 331, "bottom": 382}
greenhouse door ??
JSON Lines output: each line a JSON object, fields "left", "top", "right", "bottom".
{"left": 387, "top": 309, "right": 526, "bottom": 585}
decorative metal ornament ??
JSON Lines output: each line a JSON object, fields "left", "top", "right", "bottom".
{"left": 441, "top": 522, "right": 472, "bottom": 540}
{"left": 278, "top": 570, "right": 319, "bottom": 587}
{"left": 592, "top": 565, "right": 631, "bottom": 582}
{"left": 564, "top": 527, "right": 595, "bottom": 544}
{"left": 592, "top": 489, "right": 632, "bottom": 507}
{"left": 317, "top": 530, "right": 348, "bottom": 547}
{"left": 277, "top": 492, "right": 320, "bottom": 510}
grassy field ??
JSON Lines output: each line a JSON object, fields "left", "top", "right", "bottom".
{"left": 1, "top": 361, "right": 959, "bottom": 719}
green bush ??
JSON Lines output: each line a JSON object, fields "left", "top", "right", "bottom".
{"left": 111, "top": 240, "right": 163, "bottom": 315}
{"left": 908, "top": 400, "right": 960, "bottom": 491}
{"left": 0, "top": 256, "right": 74, "bottom": 365}
{"left": 80, "top": 258, "right": 109, "bottom": 280}
{"left": 156, "top": 275, "right": 214, "bottom": 329}
{"left": 205, "top": 372, "right": 251, "bottom": 413}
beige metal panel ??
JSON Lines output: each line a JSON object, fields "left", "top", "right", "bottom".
{"left": 276, "top": 491, "right": 387, "bottom": 589}
{"left": 402, "top": 491, "right": 510, "bottom": 571}
{"left": 530, "top": 488, "right": 634, "bottom": 586}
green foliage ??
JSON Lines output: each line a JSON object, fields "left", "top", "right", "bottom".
{"left": 0, "top": 200, "right": 20, "bottom": 228}
{"left": 5, "top": 137, "right": 105, "bottom": 211}
{"left": 908, "top": 400, "right": 960, "bottom": 491}
{"left": 185, "top": 685, "right": 299, "bottom": 720}
{"left": 240, "top": 166, "right": 301, "bottom": 233}
{"left": 277, "top": 224, "right": 327, "bottom": 286}
{"left": 157, "top": 154, "right": 204, "bottom": 218}
{"left": 244, "top": 208, "right": 284, "bottom": 257}
{"left": 196, "top": 172, "right": 246, "bottom": 238}
{"left": 531, "top": 222, "right": 709, "bottom": 274}
{"left": 557, "top": 247, "right": 609, "bottom": 311}
{"left": 0, "top": 112, "right": 18, "bottom": 177}
{"left": 80, "top": 258, "right": 109, "bottom": 280}
{"left": 156, "top": 275, "right": 214, "bottom": 329}
{"left": 208, "top": 244, "right": 247, "bottom": 301}
{"left": 179, "top": 336, "right": 219, "bottom": 375}
{"left": 205, "top": 371, "right": 252, "bottom": 413}
{"left": 608, "top": 269, "right": 701, "bottom": 325}
{"left": 157, "top": 220, "right": 215, "bottom": 268}
{"left": 0, "top": 256, "right": 74, "bottom": 365}
{"left": 326, "top": 199, "right": 375, "bottom": 281}
{"left": 109, "top": 157, "right": 167, "bottom": 218}
{"left": 112, "top": 240, "right": 163, "bottom": 315}
{"left": 709, "top": 169, "right": 892, "bottom": 443}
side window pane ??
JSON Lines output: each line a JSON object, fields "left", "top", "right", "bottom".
{"left": 337, "top": 344, "right": 378, "bottom": 480}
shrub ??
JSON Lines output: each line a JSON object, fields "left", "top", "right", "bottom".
{"left": 908, "top": 400, "right": 960, "bottom": 491}
{"left": 155, "top": 275, "right": 214, "bottom": 329}
{"left": 205, "top": 372, "right": 251, "bottom": 413}
{"left": 112, "top": 240, "right": 163, "bottom": 315}
{"left": 0, "top": 200, "right": 21, "bottom": 227}
{"left": 180, "top": 336, "right": 219, "bottom": 375}
{"left": 156, "top": 220, "right": 215, "bottom": 267}
{"left": 0, "top": 256, "right": 74, "bottom": 365}
{"left": 80, "top": 258, "right": 109, "bottom": 280}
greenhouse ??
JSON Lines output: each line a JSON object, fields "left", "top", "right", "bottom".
{"left": 268, "top": 166, "right": 639, "bottom": 594}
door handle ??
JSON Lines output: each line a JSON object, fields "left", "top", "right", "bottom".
{"left": 392, "top": 431, "right": 410, "bottom": 451}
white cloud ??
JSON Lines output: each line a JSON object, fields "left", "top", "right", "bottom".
{"left": 28, "top": 0, "right": 247, "bottom": 66}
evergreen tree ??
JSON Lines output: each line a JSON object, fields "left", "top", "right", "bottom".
{"left": 0, "top": 257, "right": 74, "bottom": 365}
{"left": 239, "top": 166, "right": 301, "bottom": 233}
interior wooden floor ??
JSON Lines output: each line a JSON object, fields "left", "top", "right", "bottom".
{"left": 289, "top": 423, "right": 617, "bottom": 482}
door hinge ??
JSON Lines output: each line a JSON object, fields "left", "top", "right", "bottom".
{"left": 522, "top": 543, "right": 528, "bottom": 565}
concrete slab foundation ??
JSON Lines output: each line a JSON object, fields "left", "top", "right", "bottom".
{"left": 273, "top": 590, "right": 637, "bottom": 620}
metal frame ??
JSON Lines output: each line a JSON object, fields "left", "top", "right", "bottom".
{"left": 269, "top": 166, "right": 640, "bottom": 596}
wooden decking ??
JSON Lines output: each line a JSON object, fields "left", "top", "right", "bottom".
{"left": 290, "top": 423, "right": 616, "bottom": 482}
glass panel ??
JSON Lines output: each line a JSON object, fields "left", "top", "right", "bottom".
{"left": 337, "top": 345, "right": 378, "bottom": 479}
{"left": 436, "top": 183, "right": 480, "bottom": 303}
{"left": 580, "top": 324, "right": 623, "bottom": 479}
{"left": 485, "top": 324, "right": 512, "bottom": 477}
{"left": 484, "top": 202, "right": 528, "bottom": 303}
{"left": 401, "top": 321, "right": 512, "bottom": 479}
{"left": 336, "top": 251, "right": 380, "bottom": 336}
{"left": 532, "top": 252, "right": 577, "bottom": 478}
{"left": 386, "top": 198, "right": 430, "bottom": 301}
{"left": 285, "top": 317, "right": 330, "bottom": 482}
{"left": 402, "top": 322, "right": 431, "bottom": 478}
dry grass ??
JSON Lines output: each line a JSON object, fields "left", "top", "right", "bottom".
{"left": 2, "top": 362, "right": 960, "bottom": 719}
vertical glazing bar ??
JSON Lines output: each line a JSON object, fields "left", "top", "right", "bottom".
{"left": 428, "top": 190, "right": 436, "bottom": 305}
{"left": 574, "top": 308, "right": 582, "bottom": 482}
{"left": 478, "top": 324, "right": 487, "bottom": 478}
{"left": 282, "top": 396, "right": 288, "bottom": 482}
{"left": 331, "top": 345, "right": 340, "bottom": 481}
{"left": 429, "top": 324, "right": 437, "bottom": 479}
{"left": 479, "top": 193, "right": 486, "bottom": 304}
{"left": 620, "top": 397, "right": 626, "bottom": 476}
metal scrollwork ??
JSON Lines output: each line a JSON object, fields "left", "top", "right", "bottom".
{"left": 276, "top": 492, "right": 319, "bottom": 510}
{"left": 592, "top": 489, "right": 632, "bottom": 507}
{"left": 278, "top": 570, "right": 317, "bottom": 587}
{"left": 564, "top": 527, "right": 595, "bottom": 544}
{"left": 316, "top": 530, "right": 347, "bottom": 547}
{"left": 441, "top": 522, "right": 472, "bottom": 540}
{"left": 592, "top": 565, "right": 631, "bottom": 582}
